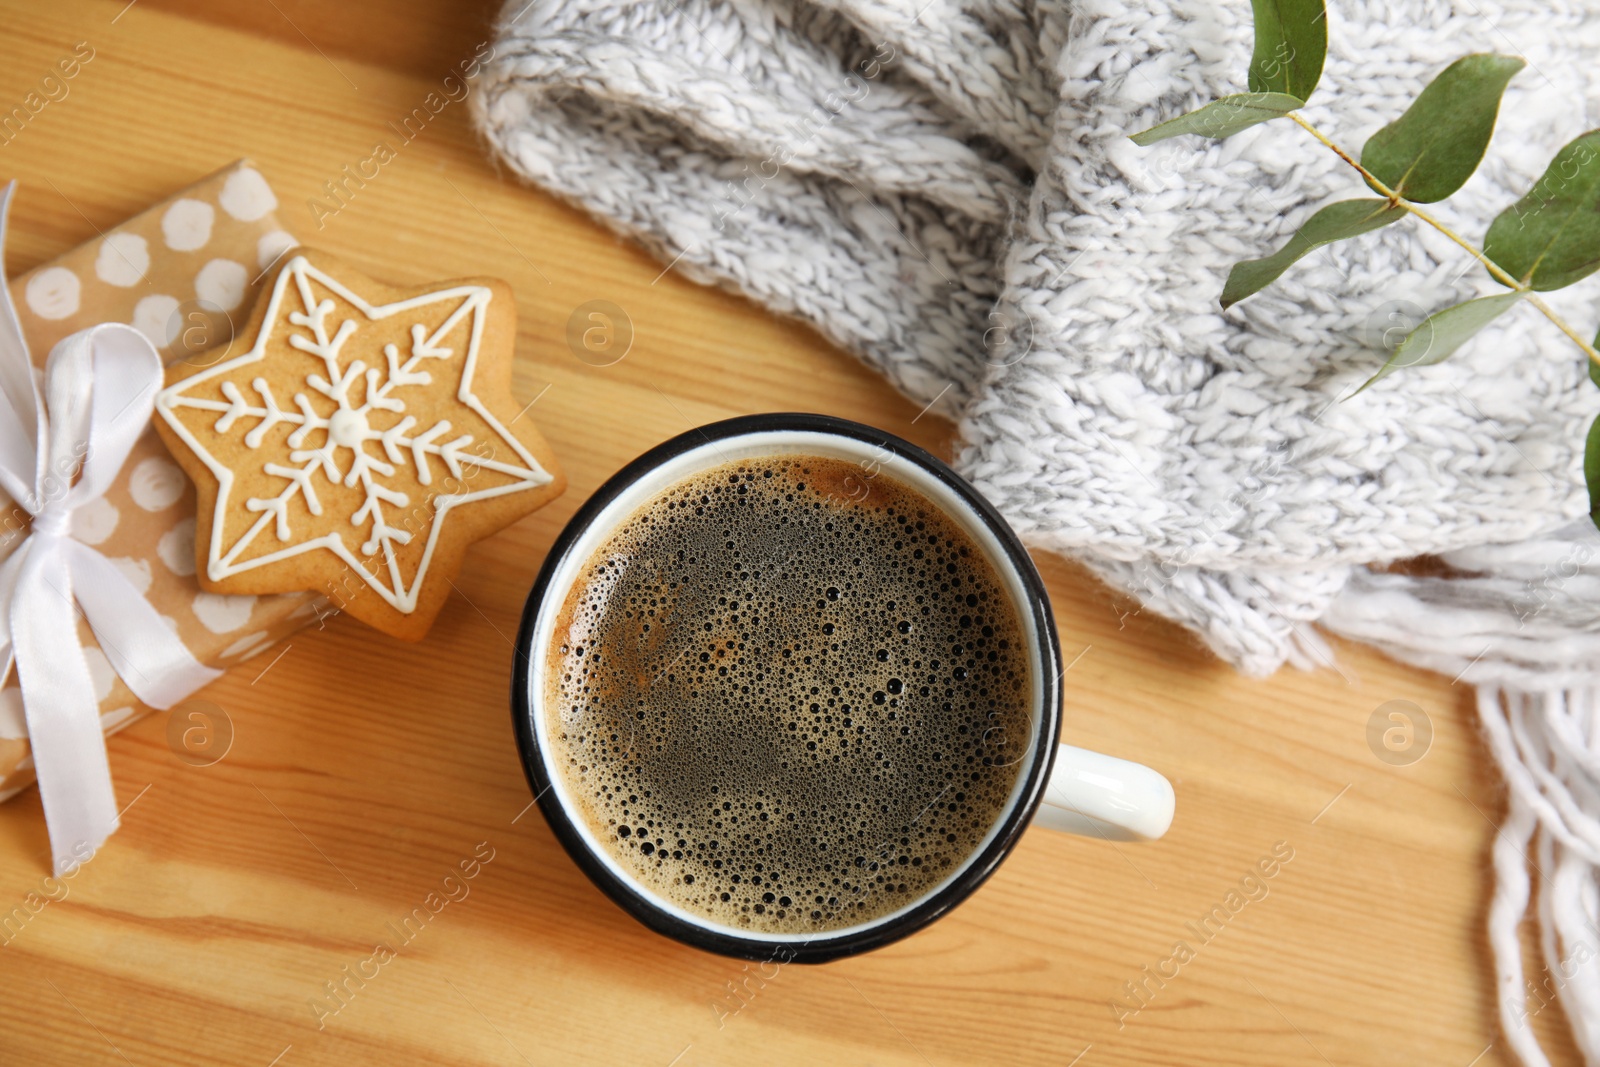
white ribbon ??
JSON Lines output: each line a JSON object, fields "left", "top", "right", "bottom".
{"left": 0, "top": 182, "right": 220, "bottom": 875}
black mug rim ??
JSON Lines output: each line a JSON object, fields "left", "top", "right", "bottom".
{"left": 511, "top": 413, "right": 1063, "bottom": 964}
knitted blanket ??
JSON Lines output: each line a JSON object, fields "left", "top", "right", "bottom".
{"left": 472, "top": 1, "right": 1600, "bottom": 1060}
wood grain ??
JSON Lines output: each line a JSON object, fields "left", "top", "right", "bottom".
{"left": 0, "top": 2, "right": 1575, "bottom": 1064}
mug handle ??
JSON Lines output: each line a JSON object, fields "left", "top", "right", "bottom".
{"left": 1033, "top": 745, "right": 1176, "bottom": 842}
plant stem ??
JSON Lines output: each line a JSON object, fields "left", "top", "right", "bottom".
{"left": 1527, "top": 294, "right": 1600, "bottom": 358}
{"left": 1288, "top": 112, "right": 1600, "bottom": 370}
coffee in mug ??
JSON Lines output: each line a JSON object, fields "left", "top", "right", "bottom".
{"left": 546, "top": 454, "right": 1031, "bottom": 934}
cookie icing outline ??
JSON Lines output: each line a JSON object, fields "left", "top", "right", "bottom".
{"left": 155, "top": 255, "right": 553, "bottom": 614}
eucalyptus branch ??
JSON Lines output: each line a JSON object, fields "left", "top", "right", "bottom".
{"left": 1128, "top": 0, "right": 1600, "bottom": 525}
{"left": 1287, "top": 112, "right": 1600, "bottom": 369}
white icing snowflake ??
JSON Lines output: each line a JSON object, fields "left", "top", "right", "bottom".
{"left": 156, "top": 256, "right": 553, "bottom": 613}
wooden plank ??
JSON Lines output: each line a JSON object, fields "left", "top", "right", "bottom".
{"left": 0, "top": 1, "right": 1575, "bottom": 1063}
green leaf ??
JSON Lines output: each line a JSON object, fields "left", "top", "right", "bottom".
{"left": 1587, "top": 412, "right": 1600, "bottom": 531}
{"left": 1484, "top": 130, "right": 1600, "bottom": 291}
{"left": 1222, "top": 199, "right": 1406, "bottom": 308}
{"left": 1592, "top": 331, "right": 1600, "bottom": 387}
{"left": 1358, "top": 292, "right": 1525, "bottom": 391}
{"left": 1359, "top": 54, "right": 1525, "bottom": 203}
{"left": 1130, "top": 93, "right": 1304, "bottom": 146}
{"left": 1248, "top": 0, "right": 1328, "bottom": 102}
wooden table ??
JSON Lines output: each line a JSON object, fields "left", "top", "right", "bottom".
{"left": 0, "top": 2, "right": 1569, "bottom": 1064}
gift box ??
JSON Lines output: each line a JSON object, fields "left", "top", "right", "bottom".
{"left": 0, "top": 160, "right": 320, "bottom": 803}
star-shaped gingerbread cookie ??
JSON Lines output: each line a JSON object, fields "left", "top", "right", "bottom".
{"left": 154, "top": 249, "right": 564, "bottom": 640}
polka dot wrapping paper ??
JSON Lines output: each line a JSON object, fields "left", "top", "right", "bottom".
{"left": 0, "top": 160, "right": 320, "bottom": 802}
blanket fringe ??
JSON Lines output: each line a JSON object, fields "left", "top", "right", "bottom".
{"left": 1480, "top": 686, "right": 1600, "bottom": 1066}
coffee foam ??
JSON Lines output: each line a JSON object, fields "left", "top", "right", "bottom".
{"left": 547, "top": 455, "right": 1031, "bottom": 935}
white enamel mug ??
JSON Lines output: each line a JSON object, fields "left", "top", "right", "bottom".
{"left": 513, "top": 413, "right": 1174, "bottom": 962}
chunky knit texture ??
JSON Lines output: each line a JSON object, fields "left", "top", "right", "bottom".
{"left": 473, "top": 1, "right": 1600, "bottom": 1060}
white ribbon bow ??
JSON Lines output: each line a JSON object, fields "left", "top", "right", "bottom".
{"left": 0, "top": 182, "right": 219, "bottom": 875}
